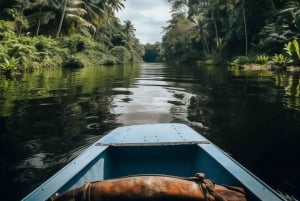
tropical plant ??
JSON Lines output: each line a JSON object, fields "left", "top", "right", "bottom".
{"left": 230, "top": 55, "right": 253, "bottom": 66}
{"left": 255, "top": 54, "right": 270, "bottom": 64}
{"left": 0, "top": 57, "right": 20, "bottom": 73}
{"left": 167, "top": 0, "right": 188, "bottom": 15}
{"left": 280, "top": 0, "right": 300, "bottom": 31}
{"left": 0, "top": 0, "right": 142, "bottom": 71}
{"left": 110, "top": 46, "right": 131, "bottom": 63}
{"left": 123, "top": 20, "right": 135, "bottom": 40}
{"left": 161, "top": 13, "right": 195, "bottom": 61}
{"left": 272, "top": 53, "right": 292, "bottom": 66}
{"left": 106, "top": 0, "right": 125, "bottom": 12}
{"left": 209, "top": 0, "right": 222, "bottom": 51}
{"left": 56, "top": 0, "right": 96, "bottom": 37}
{"left": 285, "top": 39, "right": 300, "bottom": 63}
{"left": 5, "top": 8, "right": 29, "bottom": 35}
{"left": 18, "top": 0, "right": 58, "bottom": 36}
{"left": 190, "top": 13, "right": 210, "bottom": 55}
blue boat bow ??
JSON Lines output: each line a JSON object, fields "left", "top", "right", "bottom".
{"left": 22, "top": 123, "right": 285, "bottom": 201}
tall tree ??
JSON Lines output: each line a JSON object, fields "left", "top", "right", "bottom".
{"left": 123, "top": 20, "right": 135, "bottom": 40}
{"left": 56, "top": 0, "right": 106, "bottom": 37}
{"left": 190, "top": 13, "right": 210, "bottom": 54}
{"left": 106, "top": 0, "right": 125, "bottom": 12}
{"left": 56, "top": 0, "right": 68, "bottom": 37}
{"left": 20, "top": 0, "right": 58, "bottom": 36}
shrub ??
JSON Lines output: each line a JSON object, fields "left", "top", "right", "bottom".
{"left": 0, "top": 57, "right": 20, "bottom": 73}
{"left": 255, "top": 54, "right": 270, "bottom": 64}
{"left": 285, "top": 39, "right": 300, "bottom": 63}
{"left": 63, "top": 56, "right": 84, "bottom": 68}
{"left": 230, "top": 55, "right": 254, "bottom": 66}
{"left": 0, "top": 20, "right": 15, "bottom": 32}
{"left": 62, "top": 34, "right": 96, "bottom": 53}
{"left": 129, "top": 50, "right": 143, "bottom": 63}
{"left": 110, "top": 46, "right": 131, "bottom": 63}
{"left": 272, "top": 54, "right": 292, "bottom": 67}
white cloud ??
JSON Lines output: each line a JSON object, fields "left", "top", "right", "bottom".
{"left": 116, "top": 0, "right": 171, "bottom": 44}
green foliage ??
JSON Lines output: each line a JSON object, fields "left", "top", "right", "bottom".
{"left": 0, "top": 20, "right": 15, "bottom": 32}
{"left": 230, "top": 55, "right": 254, "bottom": 66}
{"left": 63, "top": 56, "right": 84, "bottom": 68}
{"left": 161, "top": 14, "right": 196, "bottom": 62}
{"left": 110, "top": 46, "right": 131, "bottom": 64}
{"left": 0, "top": 57, "right": 20, "bottom": 73}
{"left": 0, "top": 1, "right": 142, "bottom": 72}
{"left": 272, "top": 54, "right": 292, "bottom": 66}
{"left": 161, "top": 0, "right": 300, "bottom": 64}
{"left": 62, "top": 34, "right": 94, "bottom": 53}
{"left": 102, "top": 54, "right": 118, "bottom": 65}
{"left": 129, "top": 50, "right": 143, "bottom": 63}
{"left": 143, "top": 43, "right": 161, "bottom": 62}
{"left": 285, "top": 39, "right": 300, "bottom": 62}
{"left": 255, "top": 54, "right": 270, "bottom": 64}
{"left": 6, "top": 8, "right": 29, "bottom": 34}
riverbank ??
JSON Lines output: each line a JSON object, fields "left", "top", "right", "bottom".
{"left": 0, "top": 20, "right": 143, "bottom": 76}
{"left": 238, "top": 64, "right": 300, "bottom": 72}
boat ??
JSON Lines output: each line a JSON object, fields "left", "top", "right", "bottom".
{"left": 22, "top": 123, "right": 285, "bottom": 201}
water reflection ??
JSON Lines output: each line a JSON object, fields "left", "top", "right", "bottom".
{"left": 112, "top": 63, "right": 205, "bottom": 127}
{"left": 113, "top": 63, "right": 176, "bottom": 124}
{"left": 0, "top": 63, "right": 299, "bottom": 200}
{"left": 0, "top": 64, "right": 140, "bottom": 201}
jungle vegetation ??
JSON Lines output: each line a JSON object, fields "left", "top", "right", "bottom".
{"left": 158, "top": 0, "right": 300, "bottom": 67}
{"left": 143, "top": 43, "right": 162, "bottom": 62}
{"left": 0, "top": 0, "right": 143, "bottom": 75}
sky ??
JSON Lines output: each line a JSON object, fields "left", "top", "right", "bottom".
{"left": 116, "top": 0, "right": 172, "bottom": 44}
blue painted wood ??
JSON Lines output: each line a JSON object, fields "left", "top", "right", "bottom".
{"left": 22, "top": 123, "right": 286, "bottom": 201}
{"left": 99, "top": 123, "right": 209, "bottom": 145}
{"left": 22, "top": 145, "right": 108, "bottom": 201}
{"left": 197, "top": 144, "right": 284, "bottom": 200}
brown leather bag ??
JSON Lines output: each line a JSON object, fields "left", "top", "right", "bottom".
{"left": 51, "top": 173, "right": 247, "bottom": 201}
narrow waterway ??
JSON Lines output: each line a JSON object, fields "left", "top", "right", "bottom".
{"left": 0, "top": 63, "right": 299, "bottom": 200}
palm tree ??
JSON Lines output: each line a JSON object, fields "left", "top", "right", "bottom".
{"left": 20, "top": 0, "right": 58, "bottom": 36}
{"left": 190, "top": 13, "right": 210, "bottom": 55}
{"left": 56, "top": 0, "right": 102, "bottom": 37}
{"left": 106, "top": 0, "right": 125, "bottom": 12}
{"left": 81, "top": 0, "right": 105, "bottom": 30}
{"left": 208, "top": 0, "right": 222, "bottom": 50}
{"left": 167, "top": 0, "right": 188, "bottom": 15}
{"left": 281, "top": 0, "right": 300, "bottom": 30}
{"left": 56, "top": 0, "right": 68, "bottom": 37}
{"left": 123, "top": 20, "right": 135, "bottom": 40}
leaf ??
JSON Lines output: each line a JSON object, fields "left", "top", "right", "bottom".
{"left": 292, "top": 39, "right": 300, "bottom": 59}
{"left": 66, "top": 8, "right": 87, "bottom": 16}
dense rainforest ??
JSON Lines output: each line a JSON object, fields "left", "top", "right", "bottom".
{"left": 2, "top": 0, "right": 300, "bottom": 72}
{"left": 151, "top": 0, "right": 300, "bottom": 69}
{"left": 0, "top": 0, "right": 143, "bottom": 76}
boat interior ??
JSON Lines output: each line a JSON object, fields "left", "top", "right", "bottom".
{"left": 61, "top": 144, "right": 242, "bottom": 192}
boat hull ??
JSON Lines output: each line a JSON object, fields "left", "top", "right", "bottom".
{"left": 22, "top": 123, "right": 285, "bottom": 201}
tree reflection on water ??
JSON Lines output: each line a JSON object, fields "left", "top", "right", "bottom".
{"left": 0, "top": 63, "right": 299, "bottom": 200}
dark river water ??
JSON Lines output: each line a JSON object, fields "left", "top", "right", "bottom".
{"left": 0, "top": 63, "right": 299, "bottom": 200}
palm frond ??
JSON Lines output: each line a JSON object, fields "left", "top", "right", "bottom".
{"left": 66, "top": 7, "right": 87, "bottom": 16}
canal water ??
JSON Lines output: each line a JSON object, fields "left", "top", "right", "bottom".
{"left": 0, "top": 63, "right": 299, "bottom": 200}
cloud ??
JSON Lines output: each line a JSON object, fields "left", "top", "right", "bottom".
{"left": 116, "top": 0, "right": 171, "bottom": 44}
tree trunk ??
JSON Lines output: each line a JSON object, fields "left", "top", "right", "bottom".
{"left": 212, "top": 6, "right": 220, "bottom": 51}
{"left": 213, "top": 19, "right": 220, "bottom": 49}
{"left": 243, "top": 3, "right": 248, "bottom": 56}
{"left": 36, "top": 8, "right": 41, "bottom": 36}
{"left": 56, "top": 0, "right": 68, "bottom": 38}
{"left": 36, "top": 19, "right": 41, "bottom": 36}
{"left": 204, "top": 38, "right": 210, "bottom": 55}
